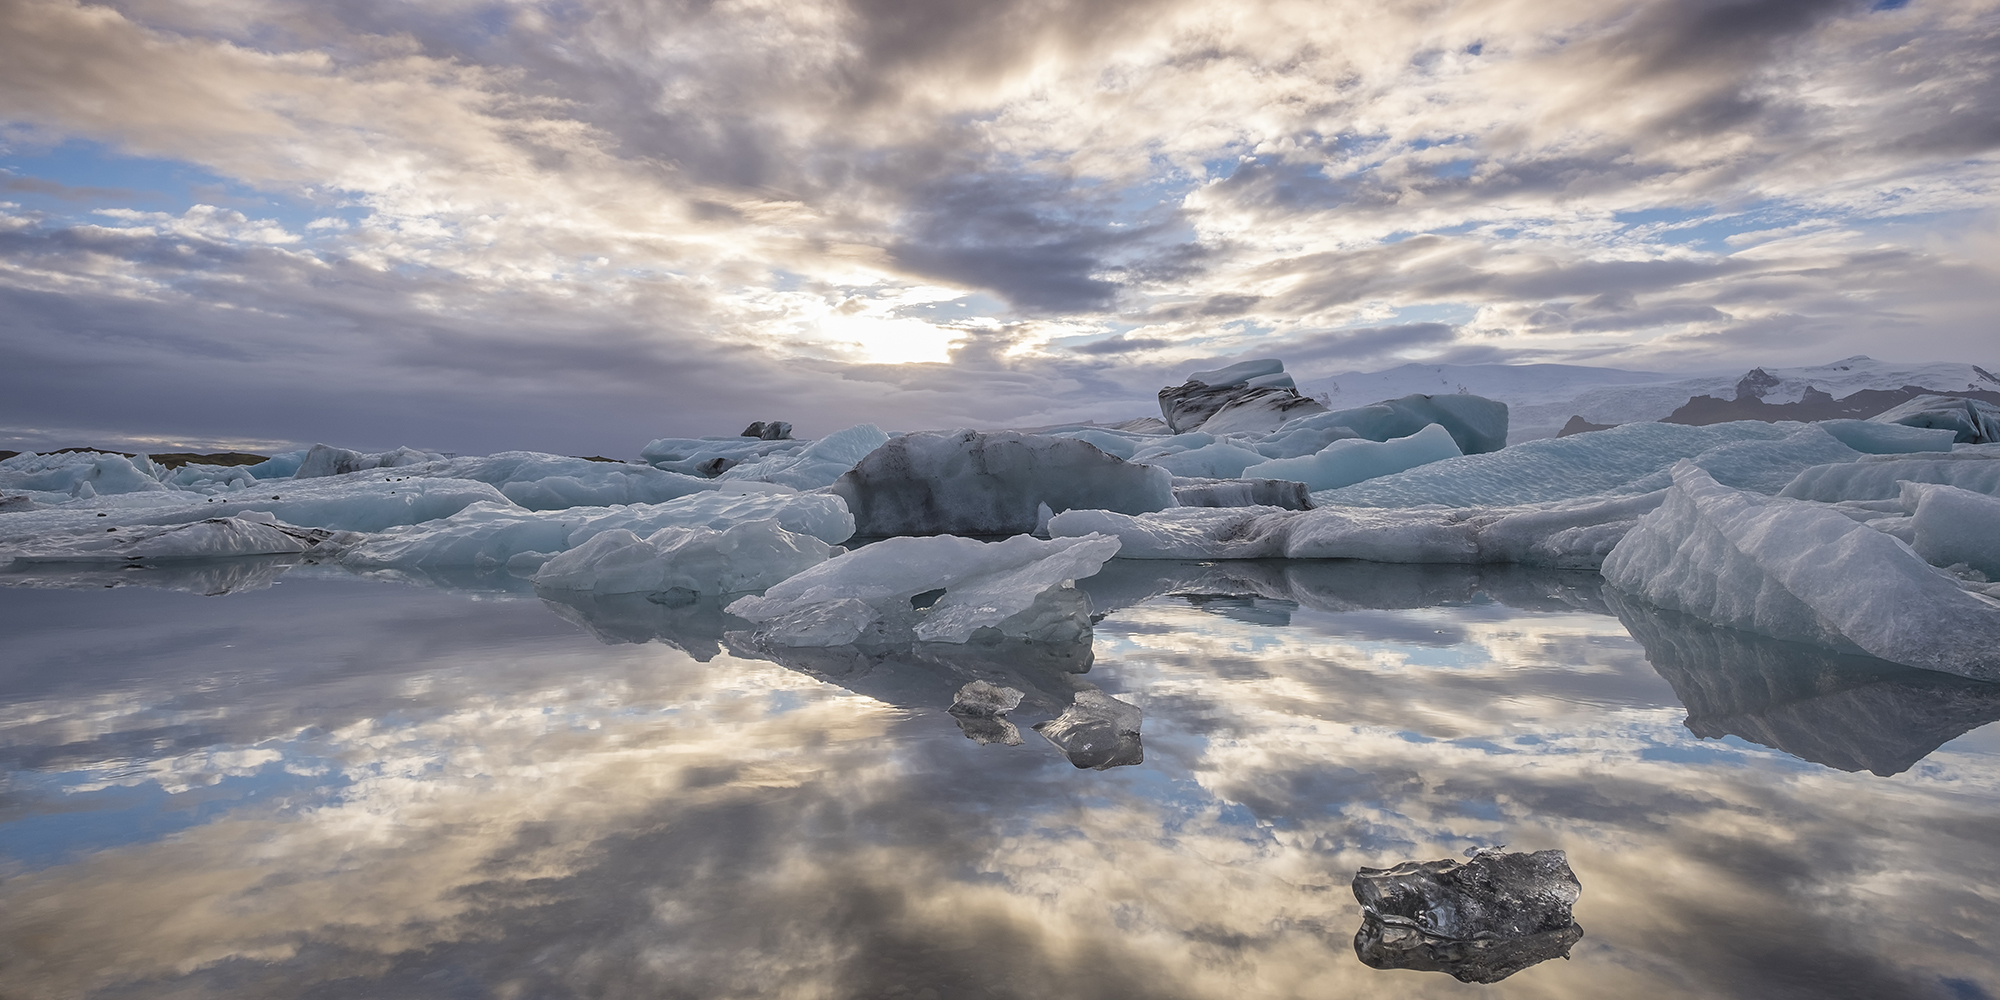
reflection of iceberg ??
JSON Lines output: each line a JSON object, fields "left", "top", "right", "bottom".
{"left": 0, "top": 555, "right": 302, "bottom": 596}
{"left": 1610, "top": 591, "right": 2000, "bottom": 776}
{"left": 537, "top": 589, "right": 745, "bottom": 661}
{"left": 1352, "top": 849, "right": 1583, "bottom": 984}
{"left": 1078, "top": 558, "right": 1609, "bottom": 619}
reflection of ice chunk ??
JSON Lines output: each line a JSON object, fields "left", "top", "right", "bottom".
{"left": 7, "top": 513, "right": 326, "bottom": 563}
{"left": 1244, "top": 423, "right": 1462, "bottom": 491}
{"left": 341, "top": 491, "right": 854, "bottom": 569}
{"left": 1610, "top": 591, "right": 2000, "bottom": 776}
{"left": 530, "top": 518, "right": 831, "bottom": 596}
{"left": 1352, "top": 849, "right": 1583, "bottom": 985}
{"left": 1869, "top": 394, "right": 2000, "bottom": 444}
{"left": 1033, "top": 690, "right": 1143, "bottom": 769}
{"left": 1320, "top": 420, "right": 1858, "bottom": 508}
{"left": 0, "top": 555, "right": 299, "bottom": 595}
{"left": 294, "top": 444, "right": 445, "bottom": 478}
{"left": 718, "top": 424, "right": 890, "bottom": 489}
{"left": 831, "top": 431, "right": 1173, "bottom": 537}
{"left": 726, "top": 533, "right": 1121, "bottom": 645}
{"left": 1779, "top": 455, "right": 2000, "bottom": 502}
{"left": 1051, "top": 491, "right": 1665, "bottom": 568}
{"left": 1601, "top": 461, "right": 2000, "bottom": 680}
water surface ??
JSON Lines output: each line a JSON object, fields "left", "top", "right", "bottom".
{"left": 2, "top": 560, "right": 1996, "bottom": 999}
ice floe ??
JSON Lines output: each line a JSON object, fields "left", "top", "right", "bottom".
{"left": 725, "top": 533, "right": 1121, "bottom": 645}
{"left": 830, "top": 431, "right": 1174, "bottom": 537}
{"left": 1600, "top": 461, "right": 2000, "bottom": 681}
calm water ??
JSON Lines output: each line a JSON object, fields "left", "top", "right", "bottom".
{"left": 2, "top": 559, "right": 1997, "bottom": 999}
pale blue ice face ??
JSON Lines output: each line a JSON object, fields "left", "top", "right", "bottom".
{"left": 1, "top": 561, "right": 1996, "bottom": 999}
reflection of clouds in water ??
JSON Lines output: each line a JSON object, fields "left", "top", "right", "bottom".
{"left": 0, "top": 576, "right": 1995, "bottom": 998}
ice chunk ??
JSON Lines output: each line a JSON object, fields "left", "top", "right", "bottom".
{"left": 1043, "top": 428, "right": 1145, "bottom": 460}
{"left": 340, "top": 491, "right": 854, "bottom": 569}
{"left": 1906, "top": 482, "right": 2000, "bottom": 580}
{"left": 6, "top": 513, "right": 330, "bottom": 563}
{"left": 1600, "top": 461, "right": 2000, "bottom": 680}
{"left": 1779, "top": 455, "right": 2000, "bottom": 502}
{"left": 1050, "top": 491, "right": 1665, "bottom": 568}
{"left": 725, "top": 533, "right": 1121, "bottom": 645}
{"left": 0, "top": 451, "right": 169, "bottom": 499}
{"left": 1169, "top": 477, "right": 1312, "bottom": 509}
{"left": 1252, "top": 412, "right": 1363, "bottom": 459}
{"left": 530, "top": 518, "right": 831, "bottom": 595}
{"left": 1351, "top": 850, "right": 1583, "bottom": 984}
{"left": 1130, "top": 439, "right": 1270, "bottom": 479}
{"left": 741, "top": 420, "right": 793, "bottom": 440}
{"left": 1316, "top": 394, "right": 1509, "bottom": 455}
{"left": 293, "top": 444, "right": 445, "bottom": 478}
{"left": 1033, "top": 690, "right": 1143, "bottom": 769}
{"left": 718, "top": 424, "right": 890, "bottom": 490}
{"left": 1320, "top": 420, "right": 1852, "bottom": 508}
{"left": 950, "top": 679, "right": 1025, "bottom": 717}
{"left": 639, "top": 436, "right": 803, "bottom": 477}
{"left": 396, "top": 452, "right": 717, "bottom": 510}
{"left": 1159, "top": 359, "right": 1326, "bottom": 433}
{"left": 830, "top": 431, "right": 1174, "bottom": 537}
{"left": 1814, "top": 419, "right": 1956, "bottom": 455}
{"left": 1244, "top": 423, "right": 1462, "bottom": 491}
{"left": 1869, "top": 394, "right": 2000, "bottom": 444}
{"left": 1610, "top": 591, "right": 2000, "bottom": 776}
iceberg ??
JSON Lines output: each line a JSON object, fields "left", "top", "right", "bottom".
{"left": 339, "top": 490, "right": 854, "bottom": 570}
{"left": 830, "top": 431, "right": 1174, "bottom": 537}
{"left": 1813, "top": 419, "right": 1956, "bottom": 455}
{"left": 1600, "top": 461, "right": 2000, "bottom": 680}
{"left": 1243, "top": 423, "right": 1462, "bottom": 492}
{"left": 5, "top": 511, "right": 335, "bottom": 563}
{"left": 1868, "top": 394, "right": 2000, "bottom": 444}
{"left": 725, "top": 533, "right": 1121, "bottom": 645}
{"left": 530, "top": 518, "right": 831, "bottom": 596}
{"left": 1169, "top": 477, "right": 1312, "bottom": 510}
{"left": 1032, "top": 690, "right": 1144, "bottom": 769}
{"left": 1778, "top": 455, "right": 2000, "bottom": 502}
{"left": 1352, "top": 849, "right": 1583, "bottom": 985}
{"left": 1128, "top": 438, "right": 1270, "bottom": 479}
{"left": 0, "top": 451, "right": 170, "bottom": 499}
{"left": 1317, "top": 420, "right": 1858, "bottom": 508}
{"left": 717, "top": 424, "right": 890, "bottom": 490}
{"left": 1049, "top": 491, "right": 1666, "bottom": 568}
{"left": 293, "top": 444, "right": 446, "bottom": 478}
{"left": 1906, "top": 483, "right": 2000, "bottom": 581}
{"left": 1315, "top": 393, "right": 1509, "bottom": 455}
{"left": 639, "top": 436, "right": 804, "bottom": 477}
{"left": 1157, "top": 359, "right": 1326, "bottom": 433}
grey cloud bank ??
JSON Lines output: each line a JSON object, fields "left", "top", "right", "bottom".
{"left": 0, "top": 0, "right": 1995, "bottom": 453}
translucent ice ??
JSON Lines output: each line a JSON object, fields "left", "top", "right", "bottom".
{"left": 1600, "top": 461, "right": 2000, "bottom": 680}
{"left": 1033, "top": 690, "right": 1143, "bottom": 769}
{"left": 1316, "top": 393, "right": 1509, "bottom": 455}
{"left": 725, "top": 533, "right": 1121, "bottom": 645}
{"left": 531, "top": 518, "right": 831, "bottom": 596}
{"left": 1244, "top": 423, "right": 1462, "bottom": 491}
{"left": 340, "top": 491, "right": 855, "bottom": 570}
{"left": 830, "top": 431, "right": 1174, "bottom": 537}
{"left": 949, "top": 679, "right": 1025, "bottom": 717}
{"left": 1049, "top": 491, "right": 1665, "bottom": 568}
{"left": 1351, "top": 849, "right": 1583, "bottom": 984}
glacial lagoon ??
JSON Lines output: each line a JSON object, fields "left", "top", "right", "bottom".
{"left": 2, "top": 561, "right": 1997, "bottom": 999}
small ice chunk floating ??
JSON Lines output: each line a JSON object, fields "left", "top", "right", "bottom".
{"left": 1351, "top": 848, "right": 1583, "bottom": 984}
{"left": 950, "top": 680, "right": 1027, "bottom": 746}
{"left": 1033, "top": 690, "right": 1143, "bottom": 769}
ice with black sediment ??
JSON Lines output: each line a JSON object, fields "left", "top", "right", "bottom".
{"left": 1351, "top": 849, "right": 1583, "bottom": 984}
{"left": 830, "top": 430, "right": 1173, "bottom": 537}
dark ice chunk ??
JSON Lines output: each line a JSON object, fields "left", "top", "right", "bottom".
{"left": 1351, "top": 848, "right": 1583, "bottom": 984}
{"left": 950, "top": 679, "right": 1025, "bottom": 718}
{"left": 1034, "top": 690, "right": 1143, "bottom": 769}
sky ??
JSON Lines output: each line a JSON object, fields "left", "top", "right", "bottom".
{"left": 1, "top": 0, "right": 1996, "bottom": 456}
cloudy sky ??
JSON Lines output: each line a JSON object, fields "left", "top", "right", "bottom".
{"left": 1, "top": 0, "right": 1996, "bottom": 455}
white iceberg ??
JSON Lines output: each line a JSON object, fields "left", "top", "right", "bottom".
{"left": 6, "top": 511, "right": 327, "bottom": 563}
{"left": 1316, "top": 421, "right": 1861, "bottom": 508}
{"left": 1779, "top": 455, "right": 2000, "bottom": 502}
{"left": 830, "top": 431, "right": 1174, "bottom": 537}
{"left": 530, "top": 518, "right": 832, "bottom": 596}
{"left": 1906, "top": 483, "right": 2000, "bottom": 582}
{"left": 639, "top": 435, "right": 805, "bottom": 477}
{"left": 1129, "top": 438, "right": 1270, "bottom": 479}
{"left": 717, "top": 424, "right": 890, "bottom": 489}
{"left": 0, "top": 451, "right": 171, "bottom": 500}
{"left": 1243, "top": 423, "right": 1462, "bottom": 492}
{"left": 1600, "top": 461, "right": 2000, "bottom": 680}
{"left": 339, "top": 490, "right": 855, "bottom": 570}
{"left": 1048, "top": 491, "right": 1664, "bottom": 568}
{"left": 1868, "top": 394, "right": 2000, "bottom": 444}
{"left": 725, "top": 533, "right": 1122, "bottom": 645}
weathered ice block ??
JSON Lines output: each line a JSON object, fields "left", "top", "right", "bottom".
{"left": 831, "top": 431, "right": 1174, "bottom": 537}
{"left": 1351, "top": 849, "right": 1583, "bottom": 984}
{"left": 1033, "top": 690, "right": 1143, "bottom": 769}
